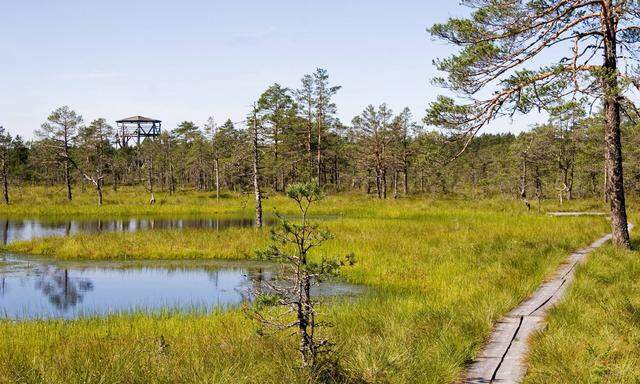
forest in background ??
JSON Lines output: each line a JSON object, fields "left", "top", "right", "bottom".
{"left": 1, "top": 68, "right": 640, "bottom": 208}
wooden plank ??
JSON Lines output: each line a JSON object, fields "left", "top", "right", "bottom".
{"left": 465, "top": 357, "right": 500, "bottom": 384}
{"left": 476, "top": 317, "right": 521, "bottom": 359}
{"left": 491, "top": 316, "right": 545, "bottom": 383}
{"left": 462, "top": 225, "right": 626, "bottom": 384}
{"left": 508, "top": 279, "right": 564, "bottom": 317}
{"left": 546, "top": 212, "right": 607, "bottom": 216}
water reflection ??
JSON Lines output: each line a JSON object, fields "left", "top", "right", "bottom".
{"left": 0, "top": 217, "right": 271, "bottom": 245}
{"left": 35, "top": 267, "right": 94, "bottom": 310}
{"left": 0, "top": 256, "right": 357, "bottom": 320}
{"left": 0, "top": 216, "right": 356, "bottom": 319}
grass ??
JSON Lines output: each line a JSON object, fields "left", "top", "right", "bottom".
{"left": 0, "top": 185, "right": 263, "bottom": 217}
{"left": 524, "top": 230, "right": 640, "bottom": 383}
{"left": 0, "top": 187, "right": 615, "bottom": 383}
{"left": 4, "top": 228, "right": 269, "bottom": 260}
{"left": 0, "top": 184, "right": 610, "bottom": 218}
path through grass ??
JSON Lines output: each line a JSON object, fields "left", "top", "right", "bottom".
{"left": 524, "top": 232, "right": 640, "bottom": 383}
{"left": 0, "top": 192, "right": 611, "bottom": 383}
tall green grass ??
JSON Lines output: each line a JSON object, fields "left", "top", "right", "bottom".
{"left": 4, "top": 228, "right": 268, "bottom": 260}
{"left": 0, "top": 192, "right": 613, "bottom": 383}
{"left": 524, "top": 234, "right": 640, "bottom": 383}
{"left": 0, "top": 185, "right": 610, "bottom": 218}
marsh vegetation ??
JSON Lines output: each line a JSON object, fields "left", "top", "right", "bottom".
{"left": 0, "top": 187, "right": 613, "bottom": 383}
{"left": 2, "top": 1, "right": 640, "bottom": 382}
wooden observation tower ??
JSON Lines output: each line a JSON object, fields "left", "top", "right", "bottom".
{"left": 115, "top": 115, "right": 161, "bottom": 148}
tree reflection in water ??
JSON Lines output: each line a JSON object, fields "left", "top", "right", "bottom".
{"left": 34, "top": 267, "right": 94, "bottom": 310}
{"left": 246, "top": 268, "right": 267, "bottom": 294}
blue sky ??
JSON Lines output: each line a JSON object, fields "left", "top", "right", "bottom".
{"left": 0, "top": 0, "right": 545, "bottom": 138}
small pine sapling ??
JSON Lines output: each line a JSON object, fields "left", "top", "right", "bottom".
{"left": 245, "top": 181, "right": 355, "bottom": 375}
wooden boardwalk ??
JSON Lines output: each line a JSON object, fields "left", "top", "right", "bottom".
{"left": 546, "top": 212, "right": 607, "bottom": 217}
{"left": 464, "top": 224, "right": 632, "bottom": 383}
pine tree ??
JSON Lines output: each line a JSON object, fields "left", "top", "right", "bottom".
{"left": 37, "top": 106, "right": 83, "bottom": 201}
{"left": 427, "top": 1, "right": 640, "bottom": 247}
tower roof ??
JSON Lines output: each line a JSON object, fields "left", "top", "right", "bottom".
{"left": 116, "top": 115, "right": 161, "bottom": 123}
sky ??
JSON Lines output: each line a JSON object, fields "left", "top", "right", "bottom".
{"left": 0, "top": 0, "right": 547, "bottom": 139}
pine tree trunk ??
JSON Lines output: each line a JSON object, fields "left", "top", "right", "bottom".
{"left": 64, "top": 160, "right": 72, "bottom": 201}
{"left": 170, "top": 164, "right": 175, "bottom": 194}
{"left": 148, "top": 158, "right": 155, "bottom": 205}
{"left": 375, "top": 168, "right": 382, "bottom": 199}
{"left": 603, "top": 95, "right": 630, "bottom": 247}
{"left": 568, "top": 164, "right": 574, "bottom": 200}
{"left": 535, "top": 166, "right": 542, "bottom": 213}
{"left": 316, "top": 113, "right": 323, "bottom": 185}
{"left": 316, "top": 129, "right": 322, "bottom": 186}
{"left": 603, "top": 13, "right": 630, "bottom": 248}
{"left": 306, "top": 106, "right": 313, "bottom": 178}
{"left": 252, "top": 117, "right": 263, "bottom": 228}
{"left": 403, "top": 164, "right": 409, "bottom": 196}
{"left": 382, "top": 168, "right": 387, "bottom": 199}
{"left": 2, "top": 160, "right": 8, "bottom": 205}
{"left": 113, "top": 172, "right": 118, "bottom": 192}
{"left": 603, "top": 163, "right": 609, "bottom": 202}
{"left": 520, "top": 153, "right": 530, "bottom": 211}
{"left": 96, "top": 180, "right": 103, "bottom": 206}
{"left": 215, "top": 158, "right": 220, "bottom": 201}
{"left": 333, "top": 154, "right": 339, "bottom": 189}
{"left": 393, "top": 170, "right": 398, "bottom": 199}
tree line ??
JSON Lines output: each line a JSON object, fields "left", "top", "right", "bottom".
{"left": 1, "top": 70, "right": 639, "bottom": 211}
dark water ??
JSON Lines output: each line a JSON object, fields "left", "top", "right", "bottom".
{"left": 0, "top": 217, "right": 271, "bottom": 245}
{"left": 0, "top": 255, "right": 359, "bottom": 320}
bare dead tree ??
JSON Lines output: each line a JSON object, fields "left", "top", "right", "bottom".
{"left": 250, "top": 105, "right": 263, "bottom": 228}
{"left": 0, "top": 127, "right": 11, "bottom": 204}
{"left": 520, "top": 151, "right": 531, "bottom": 211}
{"left": 74, "top": 118, "right": 114, "bottom": 206}
{"left": 534, "top": 165, "right": 543, "bottom": 212}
